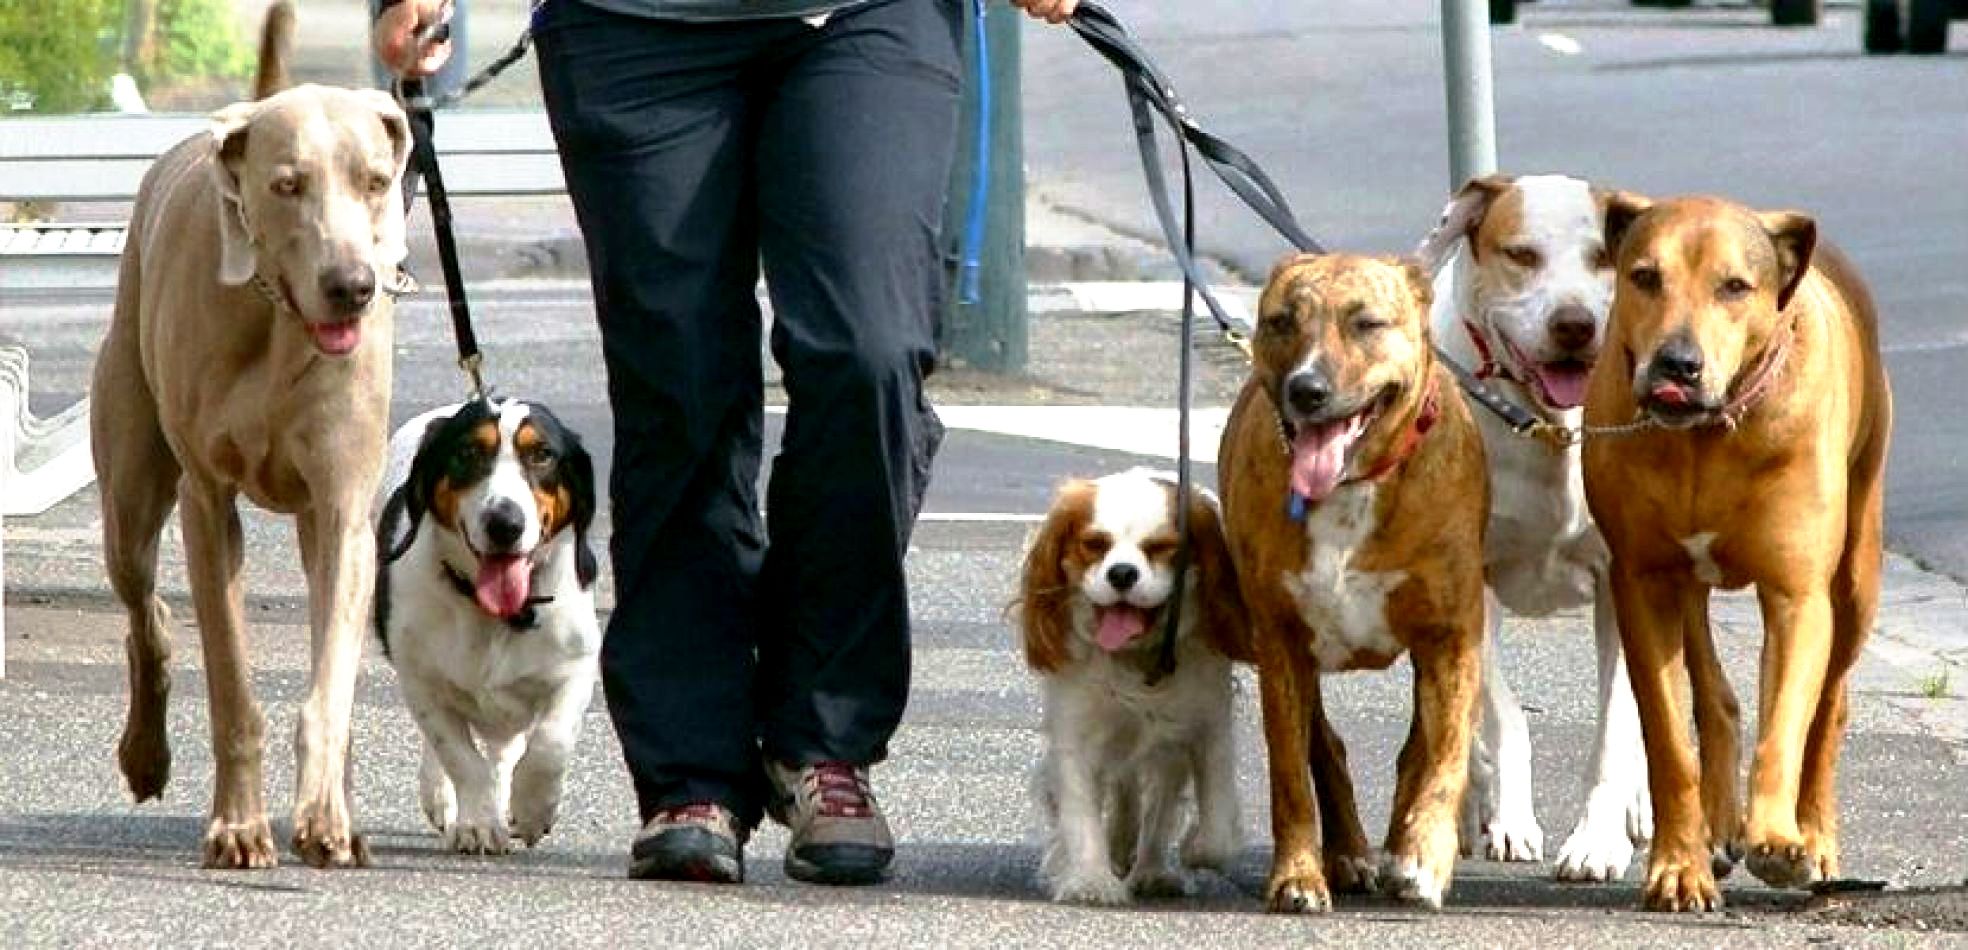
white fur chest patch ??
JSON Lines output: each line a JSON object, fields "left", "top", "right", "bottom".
{"left": 1681, "top": 532, "right": 1724, "bottom": 586}
{"left": 1281, "top": 485, "right": 1408, "bottom": 669}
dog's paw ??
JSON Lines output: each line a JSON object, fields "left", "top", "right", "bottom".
{"left": 1050, "top": 867, "right": 1132, "bottom": 906}
{"left": 443, "top": 817, "right": 512, "bottom": 856}
{"left": 292, "top": 803, "right": 368, "bottom": 869}
{"left": 1266, "top": 871, "right": 1332, "bottom": 914}
{"left": 1745, "top": 835, "right": 1823, "bottom": 890}
{"left": 1482, "top": 812, "right": 1545, "bottom": 863}
{"left": 1125, "top": 863, "right": 1192, "bottom": 900}
{"left": 1554, "top": 813, "right": 1636, "bottom": 882}
{"left": 1642, "top": 851, "right": 1721, "bottom": 912}
{"left": 1323, "top": 851, "right": 1378, "bottom": 894}
{"left": 1178, "top": 822, "right": 1240, "bottom": 872}
{"left": 1378, "top": 853, "right": 1448, "bottom": 910}
{"left": 203, "top": 815, "right": 278, "bottom": 869}
{"left": 419, "top": 772, "right": 456, "bottom": 834}
{"left": 117, "top": 722, "right": 172, "bottom": 803}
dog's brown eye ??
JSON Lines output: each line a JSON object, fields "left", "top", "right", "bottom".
{"left": 1140, "top": 539, "right": 1178, "bottom": 559}
{"left": 1260, "top": 311, "right": 1294, "bottom": 335}
{"left": 1503, "top": 246, "right": 1543, "bottom": 269}
{"left": 270, "top": 175, "right": 301, "bottom": 198}
{"left": 1628, "top": 265, "right": 1662, "bottom": 293}
{"left": 1591, "top": 246, "right": 1612, "bottom": 270}
{"left": 367, "top": 173, "right": 392, "bottom": 196}
{"left": 524, "top": 445, "right": 555, "bottom": 467}
{"left": 1078, "top": 535, "right": 1111, "bottom": 558}
{"left": 1717, "top": 276, "right": 1754, "bottom": 301}
{"left": 1351, "top": 312, "right": 1390, "bottom": 334}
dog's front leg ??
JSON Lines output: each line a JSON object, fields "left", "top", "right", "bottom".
{"left": 1380, "top": 620, "right": 1479, "bottom": 910}
{"left": 1743, "top": 584, "right": 1836, "bottom": 889}
{"left": 1258, "top": 638, "right": 1331, "bottom": 913}
{"left": 179, "top": 480, "right": 276, "bottom": 869}
{"left": 1555, "top": 574, "right": 1651, "bottom": 882}
{"left": 1124, "top": 753, "right": 1190, "bottom": 898}
{"left": 511, "top": 672, "right": 593, "bottom": 848}
{"left": 401, "top": 677, "right": 509, "bottom": 854}
{"left": 1470, "top": 589, "right": 1543, "bottom": 863}
{"left": 1181, "top": 703, "right": 1242, "bottom": 873}
{"left": 1044, "top": 731, "right": 1129, "bottom": 905}
{"left": 1611, "top": 561, "right": 1718, "bottom": 912}
{"left": 290, "top": 501, "right": 373, "bottom": 868}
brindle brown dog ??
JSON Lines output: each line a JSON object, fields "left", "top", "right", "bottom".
{"left": 1220, "top": 254, "right": 1488, "bottom": 912}
{"left": 1583, "top": 194, "right": 1891, "bottom": 911}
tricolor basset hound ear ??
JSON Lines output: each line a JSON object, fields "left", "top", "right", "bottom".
{"left": 1414, "top": 174, "right": 1511, "bottom": 277}
{"left": 1017, "top": 479, "right": 1096, "bottom": 674}
{"left": 1183, "top": 487, "right": 1252, "bottom": 664}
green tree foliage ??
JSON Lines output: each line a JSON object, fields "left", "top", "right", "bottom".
{"left": 0, "top": 0, "right": 249, "bottom": 113}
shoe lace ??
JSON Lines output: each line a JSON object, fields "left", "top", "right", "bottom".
{"left": 656, "top": 801, "right": 724, "bottom": 825}
{"left": 802, "top": 761, "right": 873, "bottom": 819}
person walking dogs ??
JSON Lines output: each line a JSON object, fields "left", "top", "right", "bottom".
{"left": 376, "top": 0, "right": 1079, "bottom": 886}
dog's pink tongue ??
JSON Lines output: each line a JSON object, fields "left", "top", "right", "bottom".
{"left": 474, "top": 555, "right": 531, "bottom": 618}
{"left": 309, "top": 320, "right": 362, "bottom": 356}
{"left": 1289, "top": 416, "right": 1365, "bottom": 502}
{"left": 1536, "top": 363, "right": 1592, "bottom": 409}
{"left": 1094, "top": 606, "right": 1149, "bottom": 652}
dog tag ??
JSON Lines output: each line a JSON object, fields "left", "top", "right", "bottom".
{"left": 1286, "top": 492, "right": 1308, "bottom": 523}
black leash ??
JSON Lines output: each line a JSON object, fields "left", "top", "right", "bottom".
{"left": 398, "top": 72, "right": 486, "bottom": 400}
{"left": 1067, "top": 2, "right": 1552, "bottom": 681}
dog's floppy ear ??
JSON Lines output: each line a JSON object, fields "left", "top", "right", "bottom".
{"left": 1601, "top": 191, "right": 1655, "bottom": 267}
{"left": 378, "top": 415, "right": 451, "bottom": 563}
{"left": 1184, "top": 487, "right": 1252, "bottom": 664}
{"left": 1756, "top": 210, "right": 1816, "bottom": 312}
{"left": 209, "top": 101, "right": 260, "bottom": 286}
{"left": 562, "top": 430, "right": 601, "bottom": 590}
{"left": 358, "top": 90, "right": 414, "bottom": 270}
{"left": 1017, "top": 480, "right": 1094, "bottom": 674}
{"left": 1414, "top": 174, "right": 1510, "bottom": 276}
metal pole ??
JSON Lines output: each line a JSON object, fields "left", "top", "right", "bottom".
{"left": 1440, "top": 0, "right": 1499, "bottom": 188}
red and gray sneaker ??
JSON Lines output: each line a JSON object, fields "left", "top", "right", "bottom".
{"left": 764, "top": 760, "right": 894, "bottom": 885}
{"left": 629, "top": 801, "right": 746, "bottom": 884}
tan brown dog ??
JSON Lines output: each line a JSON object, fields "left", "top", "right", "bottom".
{"left": 1583, "top": 194, "right": 1891, "bottom": 911}
{"left": 1220, "top": 253, "right": 1488, "bottom": 912}
{"left": 92, "top": 2, "right": 409, "bottom": 868}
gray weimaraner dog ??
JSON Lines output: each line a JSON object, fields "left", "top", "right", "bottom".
{"left": 92, "top": 1, "right": 411, "bottom": 868}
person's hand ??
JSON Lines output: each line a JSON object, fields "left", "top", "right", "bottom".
{"left": 1009, "top": 0, "right": 1078, "bottom": 25}
{"left": 373, "top": 0, "right": 454, "bottom": 78}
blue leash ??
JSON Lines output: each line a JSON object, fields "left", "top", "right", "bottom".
{"left": 957, "top": 0, "right": 991, "bottom": 305}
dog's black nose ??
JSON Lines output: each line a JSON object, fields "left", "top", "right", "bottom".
{"left": 1548, "top": 304, "right": 1596, "bottom": 352}
{"left": 1284, "top": 372, "right": 1332, "bottom": 416}
{"left": 320, "top": 263, "right": 376, "bottom": 315}
{"left": 1106, "top": 563, "right": 1140, "bottom": 592}
{"left": 1652, "top": 336, "right": 1704, "bottom": 385}
{"left": 482, "top": 499, "right": 526, "bottom": 551}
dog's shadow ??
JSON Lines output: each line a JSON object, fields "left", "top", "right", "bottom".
{"left": 0, "top": 814, "right": 1895, "bottom": 925}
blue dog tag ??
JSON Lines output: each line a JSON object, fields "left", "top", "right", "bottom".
{"left": 1286, "top": 492, "right": 1308, "bottom": 523}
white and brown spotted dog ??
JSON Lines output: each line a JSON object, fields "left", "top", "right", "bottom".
{"left": 374, "top": 397, "right": 601, "bottom": 854}
{"left": 1018, "top": 468, "right": 1248, "bottom": 905}
{"left": 1414, "top": 173, "right": 1653, "bottom": 882}
{"left": 1220, "top": 253, "right": 1488, "bottom": 912}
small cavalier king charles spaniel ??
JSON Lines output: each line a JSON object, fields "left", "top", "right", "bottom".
{"left": 1017, "top": 468, "right": 1250, "bottom": 904}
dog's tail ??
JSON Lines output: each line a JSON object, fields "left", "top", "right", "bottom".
{"left": 253, "top": 0, "right": 296, "bottom": 100}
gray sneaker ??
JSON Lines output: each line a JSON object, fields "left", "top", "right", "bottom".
{"left": 764, "top": 760, "right": 894, "bottom": 885}
{"left": 629, "top": 801, "right": 746, "bottom": 884}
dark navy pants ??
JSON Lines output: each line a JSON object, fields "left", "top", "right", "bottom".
{"left": 535, "top": 0, "right": 960, "bottom": 827}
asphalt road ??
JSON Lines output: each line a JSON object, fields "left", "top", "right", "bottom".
{"left": 2, "top": 1, "right": 1966, "bottom": 945}
{"left": 1020, "top": 0, "right": 1968, "bottom": 578}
